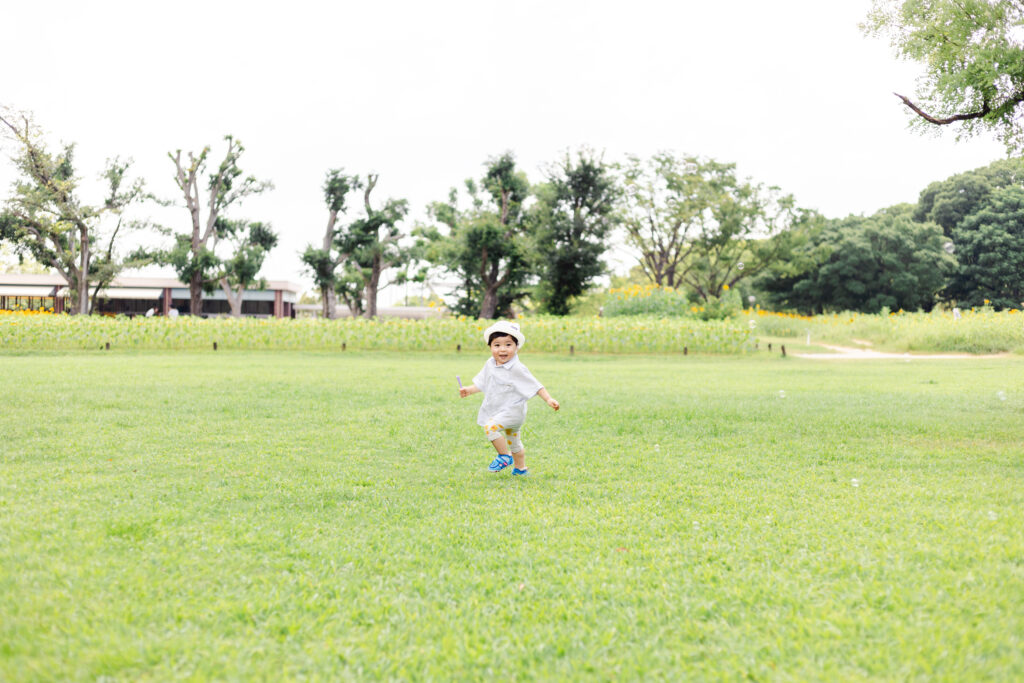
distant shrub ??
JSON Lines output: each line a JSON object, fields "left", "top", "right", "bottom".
{"left": 603, "top": 284, "right": 742, "bottom": 320}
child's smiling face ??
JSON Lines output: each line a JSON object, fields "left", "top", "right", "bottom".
{"left": 489, "top": 335, "right": 517, "bottom": 365}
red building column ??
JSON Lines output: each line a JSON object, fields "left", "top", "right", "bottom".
{"left": 162, "top": 288, "right": 171, "bottom": 315}
{"left": 274, "top": 290, "right": 283, "bottom": 318}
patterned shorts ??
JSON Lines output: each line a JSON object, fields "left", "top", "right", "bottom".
{"left": 483, "top": 421, "right": 524, "bottom": 453}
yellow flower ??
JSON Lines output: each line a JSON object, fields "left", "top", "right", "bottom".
{"left": 722, "top": 284, "right": 730, "bottom": 291}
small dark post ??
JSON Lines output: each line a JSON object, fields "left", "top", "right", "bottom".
{"left": 213, "top": 341, "right": 218, "bottom": 351}
{"left": 457, "top": 344, "right": 461, "bottom": 352}
{"left": 570, "top": 345, "right": 574, "bottom": 355}
{"left": 105, "top": 342, "right": 110, "bottom": 350}
{"left": 781, "top": 344, "right": 786, "bottom": 357}
{"left": 342, "top": 342, "right": 346, "bottom": 351}
{"left": 684, "top": 346, "right": 688, "bottom": 356}
{"left": 768, "top": 342, "right": 772, "bottom": 352}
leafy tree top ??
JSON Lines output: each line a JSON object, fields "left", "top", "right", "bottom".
{"left": 864, "top": 0, "right": 1024, "bottom": 152}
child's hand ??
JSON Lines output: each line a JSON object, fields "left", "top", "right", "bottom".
{"left": 547, "top": 397, "right": 560, "bottom": 411}
{"left": 459, "top": 387, "right": 471, "bottom": 398}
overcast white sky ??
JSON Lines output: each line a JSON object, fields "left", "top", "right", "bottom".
{"left": 0, "top": 0, "right": 1008, "bottom": 300}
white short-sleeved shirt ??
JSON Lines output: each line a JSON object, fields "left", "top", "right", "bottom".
{"left": 473, "top": 354, "right": 544, "bottom": 427}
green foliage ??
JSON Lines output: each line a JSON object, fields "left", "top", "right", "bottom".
{"left": 604, "top": 284, "right": 744, "bottom": 321}
{"left": 619, "top": 153, "right": 810, "bottom": 302}
{"left": 303, "top": 172, "right": 413, "bottom": 318}
{"left": 915, "top": 158, "right": 1024, "bottom": 233}
{"left": 531, "top": 150, "right": 620, "bottom": 315}
{"left": 416, "top": 153, "right": 534, "bottom": 318}
{"left": 161, "top": 136, "right": 273, "bottom": 310}
{"left": 948, "top": 186, "right": 1024, "bottom": 309}
{"left": 758, "top": 206, "right": 955, "bottom": 314}
{"left": 343, "top": 186, "right": 412, "bottom": 317}
{"left": 864, "top": 0, "right": 1024, "bottom": 152}
{"left": 603, "top": 284, "right": 693, "bottom": 318}
{"left": 162, "top": 236, "right": 220, "bottom": 294}
{"left": 218, "top": 220, "right": 279, "bottom": 296}
{"left": 911, "top": 159, "right": 1024, "bottom": 309}
{"left": 299, "top": 246, "right": 335, "bottom": 287}
{"left": 0, "top": 108, "right": 146, "bottom": 313}
{"left": 299, "top": 169, "right": 362, "bottom": 318}
{"left": 323, "top": 167, "right": 358, "bottom": 214}
{"left": 1, "top": 352, "right": 1022, "bottom": 679}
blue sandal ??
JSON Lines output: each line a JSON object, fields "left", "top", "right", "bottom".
{"left": 488, "top": 454, "right": 513, "bottom": 472}
{"left": 512, "top": 468, "right": 529, "bottom": 476}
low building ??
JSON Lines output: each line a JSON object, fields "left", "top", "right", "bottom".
{"left": 0, "top": 273, "right": 302, "bottom": 318}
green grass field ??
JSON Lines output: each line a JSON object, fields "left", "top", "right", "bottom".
{"left": 2, "top": 350, "right": 1022, "bottom": 680}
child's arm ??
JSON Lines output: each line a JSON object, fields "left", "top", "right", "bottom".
{"left": 459, "top": 385, "right": 480, "bottom": 398}
{"left": 537, "top": 387, "right": 559, "bottom": 411}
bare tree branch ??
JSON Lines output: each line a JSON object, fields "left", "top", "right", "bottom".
{"left": 895, "top": 92, "right": 993, "bottom": 124}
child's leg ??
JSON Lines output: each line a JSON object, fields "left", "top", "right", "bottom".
{"left": 490, "top": 435, "right": 510, "bottom": 455}
{"left": 511, "top": 448, "right": 526, "bottom": 470}
{"left": 506, "top": 428, "right": 526, "bottom": 470}
{"left": 485, "top": 423, "right": 515, "bottom": 472}
{"left": 486, "top": 423, "right": 511, "bottom": 455}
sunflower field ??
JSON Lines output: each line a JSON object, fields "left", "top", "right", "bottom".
{"left": 0, "top": 311, "right": 753, "bottom": 354}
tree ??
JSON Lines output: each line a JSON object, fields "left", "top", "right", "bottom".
{"left": 912, "top": 159, "right": 1024, "bottom": 307}
{"left": 300, "top": 171, "right": 412, "bottom": 318}
{"left": 864, "top": 0, "right": 1024, "bottom": 152}
{"left": 620, "top": 153, "right": 807, "bottom": 301}
{"left": 758, "top": 206, "right": 956, "bottom": 314}
{"left": 914, "top": 158, "right": 1024, "bottom": 234}
{"left": 348, "top": 174, "right": 411, "bottom": 318}
{"left": 531, "top": 149, "right": 620, "bottom": 315}
{"left": 300, "top": 169, "right": 361, "bottom": 319}
{"left": 416, "top": 153, "right": 533, "bottom": 318}
{"left": 214, "top": 219, "right": 279, "bottom": 317}
{"left": 946, "top": 186, "right": 1024, "bottom": 309}
{"left": 165, "top": 136, "right": 272, "bottom": 315}
{"left": 0, "top": 108, "right": 146, "bottom": 314}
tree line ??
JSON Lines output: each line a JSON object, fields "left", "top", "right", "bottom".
{"left": 2, "top": 105, "right": 1022, "bottom": 318}
{"left": 4, "top": 1, "right": 1024, "bottom": 317}
{"left": 758, "top": 159, "right": 1024, "bottom": 313}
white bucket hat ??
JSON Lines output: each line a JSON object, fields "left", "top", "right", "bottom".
{"left": 483, "top": 320, "right": 525, "bottom": 348}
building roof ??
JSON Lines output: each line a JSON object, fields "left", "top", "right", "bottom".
{"left": 0, "top": 272, "right": 304, "bottom": 293}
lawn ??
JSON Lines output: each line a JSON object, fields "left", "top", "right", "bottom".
{"left": 1, "top": 350, "right": 1022, "bottom": 680}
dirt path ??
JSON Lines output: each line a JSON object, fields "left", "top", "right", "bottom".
{"left": 792, "top": 343, "right": 1008, "bottom": 360}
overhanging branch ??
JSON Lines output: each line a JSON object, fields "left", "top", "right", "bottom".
{"left": 894, "top": 92, "right": 992, "bottom": 125}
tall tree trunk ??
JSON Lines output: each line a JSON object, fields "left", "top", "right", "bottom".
{"left": 321, "top": 285, "right": 338, "bottom": 319}
{"left": 324, "top": 219, "right": 337, "bottom": 319}
{"left": 480, "top": 284, "right": 499, "bottom": 319}
{"left": 364, "top": 254, "right": 381, "bottom": 318}
{"left": 361, "top": 176, "right": 380, "bottom": 319}
{"left": 77, "top": 225, "right": 90, "bottom": 315}
{"left": 322, "top": 211, "right": 339, "bottom": 319}
{"left": 66, "top": 268, "right": 84, "bottom": 315}
{"left": 190, "top": 271, "right": 203, "bottom": 317}
{"left": 220, "top": 278, "right": 244, "bottom": 317}
{"left": 341, "top": 293, "right": 363, "bottom": 318}
{"left": 326, "top": 288, "right": 337, "bottom": 318}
